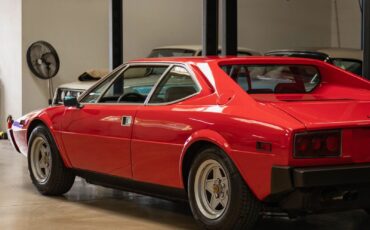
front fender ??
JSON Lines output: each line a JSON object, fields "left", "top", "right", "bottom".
{"left": 18, "top": 107, "right": 72, "bottom": 168}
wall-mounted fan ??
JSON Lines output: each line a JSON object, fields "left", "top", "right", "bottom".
{"left": 26, "top": 41, "right": 60, "bottom": 104}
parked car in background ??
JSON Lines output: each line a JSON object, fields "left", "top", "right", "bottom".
{"left": 52, "top": 69, "right": 108, "bottom": 105}
{"left": 53, "top": 46, "right": 261, "bottom": 106}
{"left": 148, "top": 45, "right": 261, "bottom": 57}
{"left": 8, "top": 56, "right": 370, "bottom": 230}
{"left": 265, "top": 48, "right": 363, "bottom": 76}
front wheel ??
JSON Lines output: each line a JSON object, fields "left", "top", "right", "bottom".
{"left": 188, "top": 147, "right": 261, "bottom": 230}
{"left": 28, "top": 125, "right": 75, "bottom": 195}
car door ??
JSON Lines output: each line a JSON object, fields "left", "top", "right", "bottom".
{"left": 131, "top": 65, "right": 203, "bottom": 188}
{"left": 61, "top": 64, "right": 169, "bottom": 178}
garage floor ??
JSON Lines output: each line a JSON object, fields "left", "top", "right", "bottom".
{"left": 1, "top": 140, "right": 370, "bottom": 230}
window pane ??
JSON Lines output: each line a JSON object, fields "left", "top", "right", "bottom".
{"left": 221, "top": 64, "right": 320, "bottom": 94}
{"left": 99, "top": 66, "right": 168, "bottom": 104}
{"left": 332, "top": 59, "right": 362, "bottom": 76}
{"left": 149, "top": 66, "right": 199, "bottom": 103}
{"left": 80, "top": 68, "right": 122, "bottom": 103}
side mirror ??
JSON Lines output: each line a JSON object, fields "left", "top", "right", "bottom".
{"left": 63, "top": 96, "right": 83, "bottom": 108}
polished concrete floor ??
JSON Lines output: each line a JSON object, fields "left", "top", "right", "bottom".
{"left": 1, "top": 140, "right": 370, "bottom": 230}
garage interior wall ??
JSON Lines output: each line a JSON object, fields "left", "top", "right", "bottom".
{"left": 0, "top": 0, "right": 22, "bottom": 131}
{"left": 122, "top": 0, "right": 333, "bottom": 61}
{"left": 0, "top": 0, "right": 363, "bottom": 130}
{"left": 122, "top": 0, "right": 203, "bottom": 61}
{"left": 331, "top": 0, "right": 362, "bottom": 49}
{"left": 22, "top": 0, "right": 110, "bottom": 115}
{"left": 237, "top": 0, "right": 332, "bottom": 51}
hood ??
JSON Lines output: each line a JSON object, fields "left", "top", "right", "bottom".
{"left": 252, "top": 95, "right": 370, "bottom": 130}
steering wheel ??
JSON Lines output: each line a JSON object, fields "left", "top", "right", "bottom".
{"left": 117, "top": 92, "right": 146, "bottom": 103}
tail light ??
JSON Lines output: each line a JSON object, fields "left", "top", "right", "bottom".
{"left": 7, "top": 115, "right": 13, "bottom": 129}
{"left": 294, "top": 130, "right": 341, "bottom": 158}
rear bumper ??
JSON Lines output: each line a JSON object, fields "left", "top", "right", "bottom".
{"left": 268, "top": 164, "right": 370, "bottom": 212}
{"left": 7, "top": 129, "right": 21, "bottom": 154}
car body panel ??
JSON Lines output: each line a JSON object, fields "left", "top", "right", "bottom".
{"left": 8, "top": 57, "right": 370, "bottom": 202}
{"left": 60, "top": 104, "right": 138, "bottom": 178}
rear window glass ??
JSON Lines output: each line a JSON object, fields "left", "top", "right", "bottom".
{"left": 221, "top": 65, "right": 320, "bottom": 94}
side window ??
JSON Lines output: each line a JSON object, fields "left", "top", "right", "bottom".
{"left": 80, "top": 67, "right": 124, "bottom": 103}
{"left": 149, "top": 66, "right": 199, "bottom": 104}
{"left": 99, "top": 65, "right": 168, "bottom": 104}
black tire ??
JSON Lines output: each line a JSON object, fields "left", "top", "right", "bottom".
{"left": 28, "top": 125, "right": 75, "bottom": 195}
{"left": 188, "top": 146, "right": 261, "bottom": 230}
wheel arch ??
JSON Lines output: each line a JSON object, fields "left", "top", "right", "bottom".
{"left": 26, "top": 117, "right": 72, "bottom": 168}
{"left": 180, "top": 129, "right": 233, "bottom": 191}
{"left": 27, "top": 119, "right": 47, "bottom": 143}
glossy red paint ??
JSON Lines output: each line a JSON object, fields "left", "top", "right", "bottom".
{"left": 9, "top": 57, "right": 370, "bottom": 201}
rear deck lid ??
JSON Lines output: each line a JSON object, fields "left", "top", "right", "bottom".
{"left": 261, "top": 97, "right": 370, "bottom": 130}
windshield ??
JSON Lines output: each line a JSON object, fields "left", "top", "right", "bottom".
{"left": 148, "top": 49, "right": 196, "bottom": 57}
{"left": 332, "top": 58, "right": 362, "bottom": 76}
{"left": 221, "top": 64, "right": 320, "bottom": 94}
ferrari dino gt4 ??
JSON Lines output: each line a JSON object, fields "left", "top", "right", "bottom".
{"left": 8, "top": 57, "right": 370, "bottom": 229}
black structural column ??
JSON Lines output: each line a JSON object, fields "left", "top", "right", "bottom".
{"left": 363, "top": 0, "right": 370, "bottom": 79}
{"left": 112, "top": 0, "right": 123, "bottom": 69}
{"left": 202, "top": 0, "right": 219, "bottom": 56}
{"left": 111, "top": 0, "right": 123, "bottom": 94}
{"left": 221, "top": 0, "right": 238, "bottom": 56}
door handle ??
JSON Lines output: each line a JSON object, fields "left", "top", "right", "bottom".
{"left": 121, "top": 116, "right": 132, "bottom": 126}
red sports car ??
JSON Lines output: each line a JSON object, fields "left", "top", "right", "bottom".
{"left": 8, "top": 57, "right": 370, "bottom": 229}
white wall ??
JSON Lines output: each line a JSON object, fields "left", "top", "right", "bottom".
{"left": 122, "top": 0, "right": 333, "bottom": 61}
{"left": 238, "top": 0, "right": 332, "bottom": 52}
{"left": 22, "top": 0, "right": 110, "bottom": 113}
{"left": 0, "top": 0, "right": 23, "bottom": 130}
{"left": 331, "top": 0, "right": 362, "bottom": 49}
{"left": 123, "top": 0, "right": 203, "bottom": 61}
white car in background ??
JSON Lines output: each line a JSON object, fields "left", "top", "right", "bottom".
{"left": 148, "top": 45, "right": 261, "bottom": 57}
{"left": 52, "top": 69, "right": 109, "bottom": 105}
{"left": 53, "top": 45, "right": 261, "bottom": 105}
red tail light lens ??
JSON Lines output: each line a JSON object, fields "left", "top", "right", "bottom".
{"left": 7, "top": 115, "right": 13, "bottom": 129}
{"left": 294, "top": 130, "right": 341, "bottom": 158}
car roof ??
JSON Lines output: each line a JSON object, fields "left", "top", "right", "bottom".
{"left": 265, "top": 47, "right": 363, "bottom": 61}
{"left": 152, "top": 45, "right": 261, "bottom": 55}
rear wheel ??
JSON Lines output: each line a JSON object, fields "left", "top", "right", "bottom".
{"left": 28, "top": 125, "right": 75, "bottom": 195}
{"left": 188, "top": 147, "right": 261, "bottom": 230}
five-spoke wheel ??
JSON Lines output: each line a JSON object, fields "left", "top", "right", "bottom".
{"left": 194, "top": 159, "right": 230, "bottom": 220}
{"left": 28, "top": 125, "right": 75, "bottom": 195}
{"left": 30, "top": 136, "right": 52, "bottom": 184}
{"left": 188, "top": 147, "right": 261, "bottom": 230}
